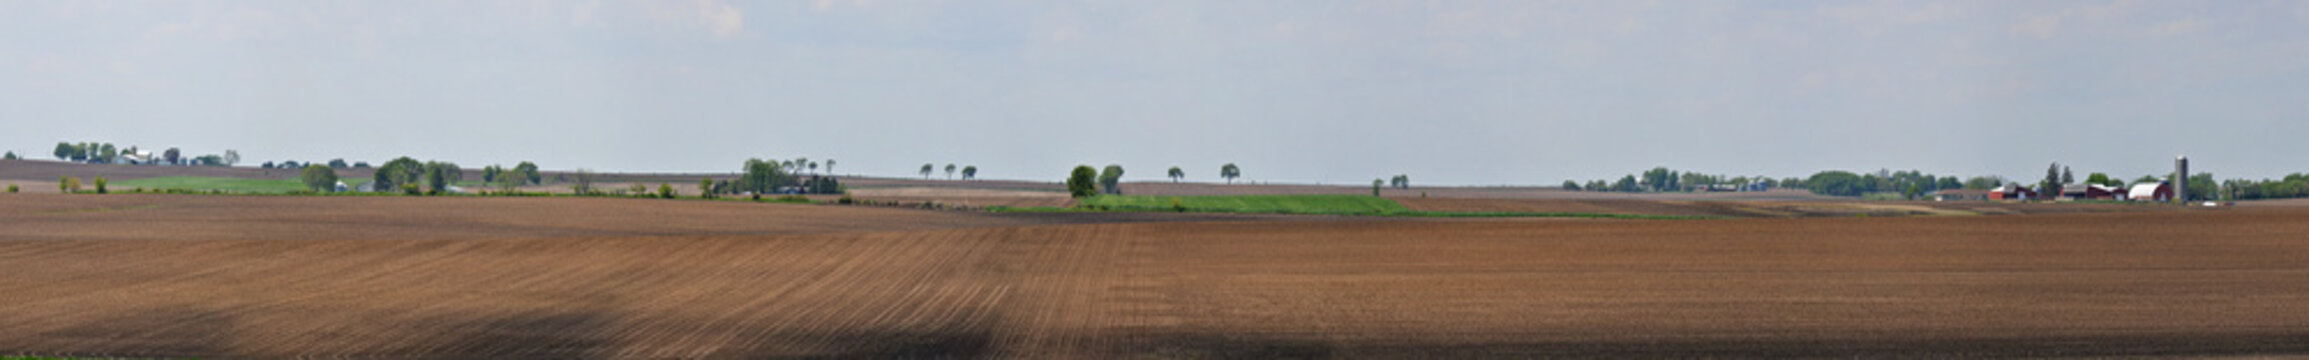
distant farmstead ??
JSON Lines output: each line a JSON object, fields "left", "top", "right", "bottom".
{"left": 1930, "top": 189, "right": 1992, "bottom": 201}
{"left": 1989, "top": 184, "right": 2037, "bottom": 200}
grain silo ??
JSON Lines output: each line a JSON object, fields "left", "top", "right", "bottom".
{"left": 2174, "top": 155, "right": 2188, "bottom": 204}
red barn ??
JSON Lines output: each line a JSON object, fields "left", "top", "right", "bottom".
{"left": 1990, "top": 184, "right": 2037, "bottom": 200}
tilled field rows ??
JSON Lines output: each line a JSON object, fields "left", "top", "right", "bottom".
{"left": 0, "top": 224, "right": 1160, "bottom": 358}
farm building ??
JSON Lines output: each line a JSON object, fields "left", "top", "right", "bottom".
{"left": 2130, "top": 181, "right": 2174, "bottom": 202}
{"left": 1989, "top": 184, "right": 2037, "bottom": 200}
{"left": 1930, "top": 189, "right": 1992, "bottom": 201}
{"left": 2060, "top": 184, "right": 2124, "bottom": 200}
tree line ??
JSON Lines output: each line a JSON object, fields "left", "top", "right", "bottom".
{"left": 51, "top": 141, "right": 238, "bottom": 167}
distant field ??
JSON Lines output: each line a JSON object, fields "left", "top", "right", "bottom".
{"left": 1078, "top": 194, "right": 1410, "bottom": 215}
{"left": 109, "top": 176, "right": 309, "bottom": 193}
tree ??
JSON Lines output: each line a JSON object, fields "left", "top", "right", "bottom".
{"left": 2085, "top": 173, "right": 2113, "bottom": 187}
{"left": 355, "top": 162, "right": 370, "bottom": 168}
{"left": 2041, "top": 162, "right": 2062, "bottom": 194}
{"left": 1391, "top": 175, "right": 1410, "bottom": 189}
{"left": 1373, "top": 179, "right": 1385, "bottom": 196}
{"left": 1099, "top": 165, "right": 1125, "bottom": 195}
{"left": 1562, "top": 180, "right": 1581, "bottom": 191}
{"left": 808, "top": 161, "right": 819, "bottom": 175}
{"left": 945, "top": 164, "right": 958, "bottom": 179}
{"left": 2061, "top": 166, "right": 2074, "bottom": 185}
{"left": 2186, "top": 172, "right": 2217, "bottom": 202}
{"left": 164, "top": 148, "right": 182, "bottom": 165}
{"left": 374, "top": 157, "right": 426, "bottom": 192}
{"left": 962, "top": 166, "right": 977, "bottom": 180}
{"left": 194, "top": 155, "right": 225, "bottom": 166}
{"left": 739, "top": 158, "right": 790, "bottom": 196}
{"left": 482, "top": 165, "right": 504, "bottom": 183}
{"left": 93, "top": 176, "right": 107, "bottom": 194}
{"left": 1804, "top": 171, "right": 1868, "bottom": 197}
{"left": 571, "top": 169, "right": 597, "bottom": 195}
{"left": 658, "top": 183, "right": 676, "bottom": 199}
{"left": 60, "top": 176, "right": 78, "bottom": 193}
{"left": 53, "top": 142, "right": 73, "bottom": 160}
{"left": 1964, "top": 176, "right": 2004, "bottom": 190}
{"left": 96, "top": 145, "right": 118, "bottom": 164}
{"left": 1167, "top": 166, "right": 1184, "bottom": 182}
{"left": 1067, "top": 166, "right": 1099, "bottom": 198}
{"left": 300, "top": 165, "right": 339, "bottom": 192}
{"left": 1220, "top": 163, "right": 1241, "bottom": 184}
{"left": 1642, "top": 167, "right": 1680, "bottom": 192}
{"left": 424, "top": 161, "right": 459, "bottom": 195}
{"left": 514, "top": 161, "right": 540, "bottom": 185}
{"left": 921, "top": 164, "right": 934, "bottom": 179}
{"left": 223, "top": 150, "right": 239, "bottom": 166}
{"left": 1614, "top": 175, "right": 1640, "bottom": 192}
{"left": 2, "top": 151, "right": 15, "bottom": 160}
{"left": 824, "top": 159, "right": 836, "bottom": 176}
{"left": 699, "top": 178, "right": 716, "bottom": 199}
{"left": 1903, "top": 184, "right": 1922, "bottom": 200}
{"left": 329, "top": 158, "right": 349, "bottom": 169}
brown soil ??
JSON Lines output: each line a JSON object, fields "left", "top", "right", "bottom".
{"left": 3, "top": 195, "right": 2306, "bottom": 358}
{"left": 1395, "top": 198, "right": 2157, "bottom": 218}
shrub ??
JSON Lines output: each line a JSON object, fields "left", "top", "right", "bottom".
{"left": 1067, "top": 166, "right": 1098, "bottom": 198}
{"left": 59, "top": 176, "right": 79, "bottom": 193}
{"left": 658, "top": 183, "right": 675, "bottom": 199}
{"left": 837, "top": 195, "right": 856, "bottom": 204}
{"left": 774, "top": 195, "right": 812, "bottom": 203}
{"left": 93, "top": 176, "right": 107, "bottom": 194}
{"left": 1171, "top": 198, "right": 1186, "bottom": 212}
{"left": 401, "top": 184, "right": 421, "bottom": 195}
{"left": 6, "top": 184, "right": 16, "bottom": 193}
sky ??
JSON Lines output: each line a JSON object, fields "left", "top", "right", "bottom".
{"left": 3, "top": 0, "right": 2305, "bottom": 185}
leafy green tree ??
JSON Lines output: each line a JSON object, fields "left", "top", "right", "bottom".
{"left": 2, "top": 151, "right": 16, "bottom": 160}
{"left": 53, "top": 142, "right": 73, "bottom": 160}
{"left": 921, "top": 163, "right": 934, "bottom": 179}
{"left": 482, "top": 165, "right": 504, "bottom": 183}
{"left": 740, "top": 158, "right": 790, "bottom": 196}
{"left": 424, "top": 161, "right": 455, "bottom": 195}
{"left": 824, "top": 159, "right": 835, "bottom": 175}
{"left": 374, "top": 157, "right": 425, "bottom": 192}
{"left": 329, "top": 159, "right": 349, "bottom": 169}
{"left": 2041, "top": 162, "right": 2062, "bottom": 195}
{"left": 2186, "top": 172, "right": 2217, "bottom": 202}
{"left": 502, "top": 162, "right": 534, "bottom": 185}
{"left": 93, "top": 176, "right": 107, "bottom": 194}
{"left": 60, "top": 176, "right": 78, "bottom": 193}
{"left": 163, "top": 147, "right": 181, "bottom": 165}
{"left": 962, "top": 166, "right": 978, "bottom": 180}
{"left": 2061, "top": 166, "right": 2074, "bottom": 185}
{"left": 1805, "top": 171, "right": 1868, "bottom": 197}
{"left": 354, "top": 162, "right": 370, "bottom": 168}
{"left": 945, "top": 163, "right": 958, "bottom": 179}
{"left": 1964, "top": 176, "right": 2004, "bottom": 190}
{"left": 2085, "top": 173, "right": 2113, "bottom": 187}
{"left": 1373, "top": 179, "right": 1384, "bottom": 196}
{"left": 1068, "top": 166, "right": 1099, "bottom": 198}
{"left": 1903, "top": 184, "right": 1921, "bottom": 200}
{"left": 1938, "top": 176, "right": 1963, "bottom": 191}
{"left": 808, "top": 161, "right": 819, "bottom": 175}
{"left": 1614, "top": 175, "right": 1639, "bottom": 192}
{"left": 1562, "top": 180, "right": 1581, "bottom": 191}
{"left": 301, "top": 165, "right": 339, "bottom": 192}
{"left": 1099, "top": 164, "right": 1125, "bottom": 195}
{"left": 1642, "top": 167, "right": 1680, "bottom": 192}
{"left": 699, "top": 178, "right": 716, "bottom": 199}
{"left": 658, "top": 183, "right": 676, "bottom": 199}
{"left": 222, "top": 150, "right": 239, "bottom": 166}
{"left": 1167, "top": 166, "right": 1184, "bottom": 182}
{"left": 1220, "top": 163, "right": 1241, "bottom": 184}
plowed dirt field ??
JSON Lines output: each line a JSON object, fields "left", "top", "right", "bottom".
{"left": 3, "top": 194, "right": 2306, "bottom": 358}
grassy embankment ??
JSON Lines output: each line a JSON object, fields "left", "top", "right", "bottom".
{"left": 995, "top": 194, "right": 1709, "bottom": 219}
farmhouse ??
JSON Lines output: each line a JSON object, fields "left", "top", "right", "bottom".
{"left": 1989, "top": 184, "right": 2037, "bottom": 200}
{"left": 2129, "top": 181, "right": 2174, "bottom": 202}
{"left": 1930, "top": 189, "right": 1992, "bottom": 201}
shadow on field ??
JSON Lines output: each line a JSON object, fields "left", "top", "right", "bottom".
{"left": 1099, "top": 332, "right": 2309, "bottom": 359}
{"left": 26, "top": 306, "right": 236, "bottom": 358}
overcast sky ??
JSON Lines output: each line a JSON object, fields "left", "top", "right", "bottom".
{"left": 3, "top": 1, "right": 2304, "bottom": 185}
